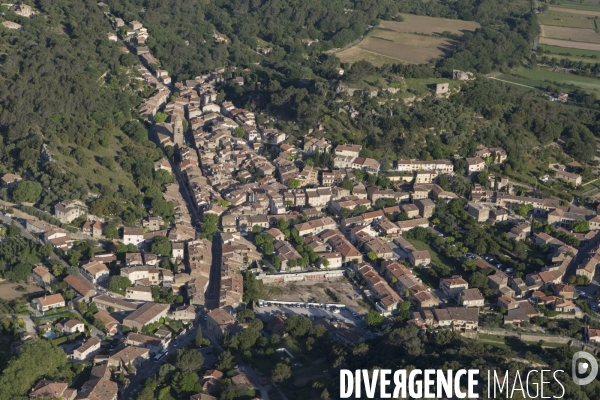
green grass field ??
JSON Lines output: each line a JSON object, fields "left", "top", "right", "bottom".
{"left": 539, "top": 44, "right": 600, "bottom": 58}
{"left": 499, "top": 68, "right": 600, "bottom": 96}
{"left": 538, "top": 9, "right": 596, "bottom": 29}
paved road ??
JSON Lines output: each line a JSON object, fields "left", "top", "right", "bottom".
{"left": 488, "top": 76, "right": 537, "bottom": 90}
{"left": 205, "top": 235, "right": 222, "bottom": 310}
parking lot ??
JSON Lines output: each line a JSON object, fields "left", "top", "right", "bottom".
{"left": 255, "top": 302, "right": 368, "bottom": 331}
{"left": 462, "top": 253, "right": 515, "bottom": 276}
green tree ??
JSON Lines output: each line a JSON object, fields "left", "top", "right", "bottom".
{"left": 151, "top": 236, "right": 172, "bottom": 257}
{"left": 367, "top": 251, "right": 377, "bottom": 261}
{"left": 277, "top": 218, "right": 289, "bottom": 231}
{"left": 6, "top": 222, "right": 21, "bottom": 238}
{"left": 215, "top": 350, "right": 235, "bottom": 371}
{"left": 365, "top": 310, "right": 384, "bottom": 327}
{"left": 271, "top": 363, "right": 292, "bottom": 383}
{"left": 109, "top": 276, "right": 132, "bottom": 294}
{"left": 175, "top": 348, "right": 204, "bottom": 372}
{"left": 104, "top": 223, "right": 119, "bottom": 239}
{"left": 341, "top": 178, "right": 354, "bottom": 191}
{"left": 462, "top": 259, "right": 477, "bottom": 272}
{"left": 475, "top": 171, "right": 489, "bottom": 187}
{"left": 12, "top": 181, "right": 42, "bottom": 203}
{"left": 573, "top": 220, "right": 590, "bottom": 233}
{"left": 154, "top": 112, "right": 168, "bottom": 123}
{"left": 173, "top": 370, "right": 201, "bottom": 394}
{"left": 233, "top": 126, "right": 245, "bottom": 137}
{"left": 287, "top": 179, "right": 301, "bottom": 189}
{"left": 0, "top": 339, "right": 67, "bottom": 398}
{"left": 243, "top": 272, "right": 261, "bottom": 306}
{"left": 514, "top": 204, "right": 533, "bottom": 217}
{"left": 194, "top": 329, "right": 204, "bottom": 347}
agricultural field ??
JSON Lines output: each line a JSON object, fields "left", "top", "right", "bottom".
{"left": 539, "top": 44, "right": 600, "bottom": 58}
{"left": 335, "top": 14, "right": 479, "bottom": 65}
{"left": 540, "top": 25, "right": 600, "bottom": 43}
{"left": 379, "top": 14, "right": 480, "bottom": 35}
{"left": 497, "top": 68, "right": 600, "bottom": 96}
{"left": 544, "top": 1, "right": 600, "bottom": 12}
{"left": 539, "top": 37, "right": 600, "bottom": 51}
{"left": 537, "top": 9, "right": 596, "bottom": 28}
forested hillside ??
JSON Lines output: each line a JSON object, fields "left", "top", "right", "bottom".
{"left": 0, "top": 0, "right": 165, "bottom": 219}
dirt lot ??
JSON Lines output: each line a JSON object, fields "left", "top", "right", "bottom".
{"left": 381, "top": 14, "right": 480, "bottom": 35}
{"left": 261, "top": 278, "right": 370, "bottom": 313}
{"left": 0, "top": 282, "right": 43, "bottom": 300}
{"left": 539, "top": 37, "right": 600, "bottom": 51}
{"left": 541, "top": 25, "right": 600, "bottom": 43}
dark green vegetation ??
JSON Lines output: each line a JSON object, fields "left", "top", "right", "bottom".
{"left": 320, "top": 325, "right": 600, "bottom": 399}
{"left": 0, "top": 0, "right": 167, "bottom": 225}
{"left": 0, "top": 238, "right": 53, "bottom": 282}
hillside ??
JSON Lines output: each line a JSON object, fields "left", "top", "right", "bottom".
{"left": 0, "top": 0, "right": 163, "bottom": 218}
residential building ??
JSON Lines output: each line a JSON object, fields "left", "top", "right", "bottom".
{"left": 123, "top": 302, "right": 169, "bottom": 330}
{"left": 439, "top": 276, "right": 469, "bottom": 297}
{"left": 1, "top": 173, "right": 22, "bottom": 188}
{"left": 126, "top": 286, "right": 153, "bottom": 301}
{"left": 123, "top": 227, "right": 144, "bottom": 247}
{"left": 64, "top": 274, "right": 96, "bottom": 301}
{"left": 408, "top": 250, "right": 431, "bottom": 267}
{"left": 125, "top": 332, "right": 167, "bottom": 355}
{"left": 29, "top": 380, "right": 76, "bottom": 400}
{"left": 31, "top": 265, "right": 55, "bottom": 286}
{"left": 414, "top": 199, "right": 435, "bottom": 218}
{"left": 80, "top": 261, "right": 110, "bottom": 283}
{"left": 54, "top": 200, "right": 86, "bottom": 224}
{"left": 465, "top": 157, "right": 485, "bottom": 175}
{"left": 206, "top": 308, "right": 241, "bottom": 340}
{"left": 75, "top": 378, "right": 117, "bottom": 400}
{"left": 459, "top": 288, "right": 484, "bottom": 307}
{"left": 94, "top": 311, "right": 119, "bottom": 336}
{"left": 72, "top": 337, "right": 101, "bottom": 361}
{"left": 32, "top": 294, "right": 65, "bottom": 312}
{"left": 107, "top": 346, "right": 150, "bottom": 371}
{"left": 56, "top": 319, "right": 84, "bottom": 334}
{"left": 555, "top": 170, "right": 582, "bottom": 186}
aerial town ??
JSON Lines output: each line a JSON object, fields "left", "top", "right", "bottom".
{"left": 3, "top": 0, "right": 600, "bottom": 398}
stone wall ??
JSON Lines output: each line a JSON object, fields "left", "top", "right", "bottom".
{"left": 257, "top": 269, "right": 344, "bottom": 284}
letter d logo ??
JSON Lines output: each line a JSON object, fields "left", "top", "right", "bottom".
{"left": 572, "top": 351, "right": 598, "bottom": 385}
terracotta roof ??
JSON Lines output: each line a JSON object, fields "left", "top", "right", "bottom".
{"left": 30, "top": 380, "right": 68, "bottom": 399}
{"left": 123, "top": 302, "right": 169, "bottom": 326}
{"left": 64, "top": 274, "right": 95, "bottom": 296}
{"left": 35, "top": 293, "right": 64, "bottom": 307}
{"left": 74, "top": 378, "right": 117, "bottom": 400}
{"left": 32, "top": 265, "right": 51, "bottom": 277}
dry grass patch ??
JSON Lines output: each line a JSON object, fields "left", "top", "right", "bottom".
{"left": 336, "top": 46, "right": 402, "bottom": 66}
{"left": 355, "top": 34, "right": 457, "bottom": 64}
